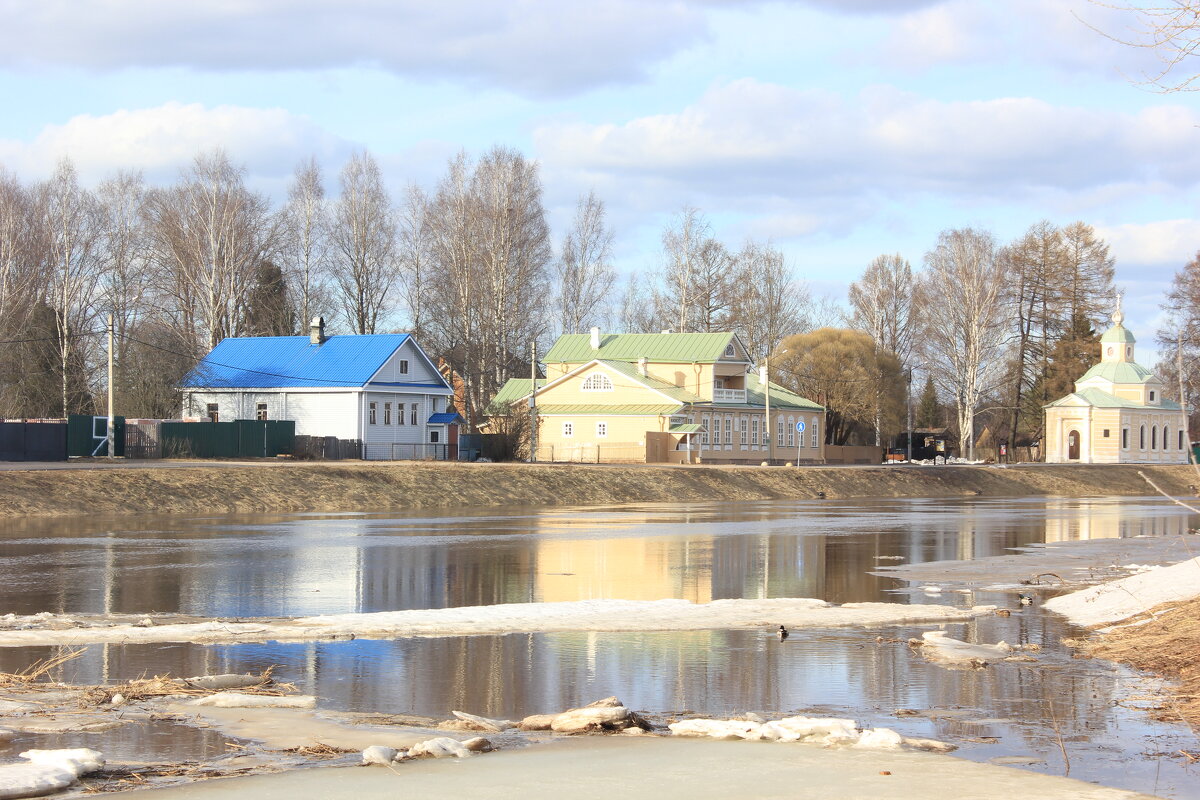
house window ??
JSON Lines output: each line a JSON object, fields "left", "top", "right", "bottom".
{"left": 399, "top": 360, "right": 409, "bottom": 375}
{"left": 777, "top": 419, "right": 784, "bottom": 447}
{"left": 581, "top": 373, "right": 614, "bottom": 391}
{"left": 384, "top": 402, "right": 392, "bottom": 425}
{"left": 430, "top": 430, "right": 440, "bottom": 443}
{"left": 1152, "top": 426, "right": 1158, "bottom": 449}
{"left": 256, "top": 402, "right": 268, "bottom": 421}
{"left": 723, "top": 417, "right": 732, "bottom": 445}
{"left": 751, "top": 417, "right": 759, "bottom": 446}
{"left": 740, "top": 416, "right": 749, "bottom": 446}
{"left": 1122, "top": 428, "right": 1128, "bottom": 448}
{"left": 701, "top": 416, "right": 709, "bottom": 445}
{"left": 597, "top": 421, "right": 608, "bottom": 437}
{"left": 206, "top": 403, "right": 219, "bottom": 423}
{"left": 432, "top": 397, "right": 440, "bottom": 413}
{"left": 1181, "top": 430, "right": 1186, "bottom": 450}
{"left": 811, "top": 418, "right": 819, "bottom": 448}
{"left": 410, "top": 403, "right": 418, "bottom": 426}
{"left": 724, "top": 342, "right": 735, "bottom": 357}
{"left": 1102, "top": 429, "right": 1109, "bottom": 438}
{"left": 369, "top": 402, "right": 377, "bottom": 425}
{"left": 787, "top": 416, "right": 795, "bottom": 447}
{"left": 563, "top": 421, "right": 574, "bottom": 437}
{"left": 1150, "top": 390, "right": 1156, "bottom": 402}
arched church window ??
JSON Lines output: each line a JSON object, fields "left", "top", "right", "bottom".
{"left": 1181, "top": 430, "right": 1186, "bottom": 450}
{"left": 1140, "top": 425, "right": 1145, "bottom": 449}
{"left": 1122, "top": 428, "right": 1128, "bottom": 449}
{"left": 1164, "top": 426, "right": 1169, "bottom": 450}
{"left": 1152, "top": 426, "right": 1158, "bottom": 449}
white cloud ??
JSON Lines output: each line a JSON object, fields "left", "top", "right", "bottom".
{"left": 0, "top": 1, "right": 710, "bottom": 97}
{"left": 0, "top": 103, "right": 350, "bottom": 186}
{"left": 1095, "top": 220, "right": 1200, "bottom": 268}
{"left": 534, "top": 80, "right": 1200, "bottom": 236}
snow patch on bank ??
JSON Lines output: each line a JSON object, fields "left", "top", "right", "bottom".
{"left": 0, "top": 749, "right": 104, "bottom": 800}
{"left": 1044, "top": 556, "right": 1200, "bottom": 627}
{"left": 668, "top": 715, "right": 953, "bottom": 752}
{"left": 0, "top": 599, "right": 991, "bottom": 647}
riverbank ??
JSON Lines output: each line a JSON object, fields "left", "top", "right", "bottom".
{"left": 0, "top": 461, "right": 1196, "bottom": 517}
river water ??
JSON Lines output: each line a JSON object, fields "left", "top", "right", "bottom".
{"left": 0, "top": 497, "right": 1197, "bottom": 797}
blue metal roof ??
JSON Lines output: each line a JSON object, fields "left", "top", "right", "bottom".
{"left": 183, "top": 334, "right": 412, "bottom": 388}
{"left": 428, "top": 412, "right": 463, "bottom": 425}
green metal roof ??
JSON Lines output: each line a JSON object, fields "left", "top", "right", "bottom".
{"left": 1078, "top": 361, "right": 1155, "bottom": 385}
{"left": 1045, "top": 387, "right": 1181, "bottom": 410}
{"left": 544, "top": 332, "right": 742, "bottom": 364}
{"left": 485, "top": 378, "right": 544, "bottom": 415}
{"left": 744, "top": 372, "right": 824, "bottom": 411}
{"left": 533, "top": 403, "right": 681, "bottom": 416}
{"left": 1100, "top": 325, "right": 1136, "bottom": 344}
{"left": 597, "top": 360, "right": 702, "bottom": 403}
{"left": 669, "top": 424, "right": 704, "bottom": 434}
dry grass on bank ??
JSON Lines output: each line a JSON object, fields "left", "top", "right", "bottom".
{"left": 1084, "top": 597, "right": 1200, "bottom": 730}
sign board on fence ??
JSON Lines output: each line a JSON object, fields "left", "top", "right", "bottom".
{"left": 796, "top": 421, "right": 806, "bottom": 433}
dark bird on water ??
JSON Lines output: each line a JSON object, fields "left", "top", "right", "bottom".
{"left": 1018, "top": 593, "right": 1033, "bottom": 606}
{"left": 778, "top": 625, "right": 789, "bottom": 640}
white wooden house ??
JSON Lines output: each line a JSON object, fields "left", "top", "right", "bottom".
{"left": 181, "top": 318, "right": 456, "bottom": 460}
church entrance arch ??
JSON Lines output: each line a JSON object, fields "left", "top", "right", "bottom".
{"left": 1067, "top": 430, "right": 1080, "bottom": 461}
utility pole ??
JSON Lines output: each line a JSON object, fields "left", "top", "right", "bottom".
{"left": 906, "top": 369, "right": 913, "bottom": 462}
{"left": 106, "top": 313, "right": 115, "bottom": 459}
{"left": 763, "top": 355, "right": 771, "bottom": 465}
{"left": 529, "top": 340, "right": 538, "bottom": 463}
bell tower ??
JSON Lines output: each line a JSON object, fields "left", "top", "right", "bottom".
{"left": 1100, "top": 297, "right": 1135, "bottom": 364}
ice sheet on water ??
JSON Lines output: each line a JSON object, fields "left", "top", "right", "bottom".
{"left": 1044, "top": 556, "right": 1200, "bottom": 627}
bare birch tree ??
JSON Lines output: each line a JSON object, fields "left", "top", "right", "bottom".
{"left": 1084, "top": 0, "right": 1200, "bottom": 91}
{"left": 329, "top": 151, "right": 397, "bottom": 335}
{"left": 40, "top": 159, "right": 103, "bottom": 415}
{"left": 97, "top": 170, "right": 150, "bottom": 409}
{"left": 661, "top": 206, "right": 712, "bottom": 332}
{"left": 143, "top": 150, "right": 277, "bottom": 356}
{"left": 919, "top": 228, "right": 1011, "bottom": 459}
{"left": 554, "top": 190, "right": 615, "bottom": 335}
{"left": 396, "top": 184, "right": 434, "bottom": 338}
{"left": 729, "top": 240, "right": 808, "bottom": 362}
{"left": 280, "top": 157, "right": 329, "bottom": 327}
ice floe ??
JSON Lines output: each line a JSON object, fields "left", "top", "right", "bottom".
{"left": 0, "top": 749, "right": 104, "bottom": 800}
{"left": 0, "top": 598, "right": 991, "bottom": 647}
{"left": 1044, "top": 556, "right": 1200, "bottom": 627}
{"left": 190, "top": 692, "right": 316, "bottom": 709}
{"left": 667, "top": 715, "right": 953, "bottom": 752}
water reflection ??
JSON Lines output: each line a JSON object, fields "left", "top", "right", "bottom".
{"left": 0, "top": 497, "right": 1192, "bottom": 619}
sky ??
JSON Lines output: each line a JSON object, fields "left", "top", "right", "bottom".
{"left": 0, "top": 0, "right": 1196, "bottom": 363}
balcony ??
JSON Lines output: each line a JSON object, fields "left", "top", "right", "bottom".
{"left": 713, "top": 388, "right": 747, "bottom": 404}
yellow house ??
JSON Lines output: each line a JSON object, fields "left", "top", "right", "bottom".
{"left": 488, "top": 329, "right": 826, "bottom": 464}
{"left": 1044, "top": 309, "right": 1187, "bottom": 464}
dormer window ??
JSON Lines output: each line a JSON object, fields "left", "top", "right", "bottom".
{"left": 1149, "top": 390, "right": 1156, "bottom": 402}
{"left": 724, "top": 343, "right": 736, "bottom": 358}
{"left": 581, "top": 373, "right": 613, "bottom": 392}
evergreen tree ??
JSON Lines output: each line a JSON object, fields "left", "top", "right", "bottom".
{"left": 915, "top": 374, "right": 940, "bottom": 429}
{"left": 242, "top": 261, "right": 296, "bottom": 337}
{"left": 1023, "top": 313, "right": 1100, "bottom": 439}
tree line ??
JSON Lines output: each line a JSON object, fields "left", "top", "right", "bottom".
{"left": 780, "top": 222, "right": 1117, "bottom": 456}
{"left": 0, "top": 147, "right": 824, "bottom": 425}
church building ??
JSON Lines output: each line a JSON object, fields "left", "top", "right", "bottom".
{"left": 1043, "top": 308, "right": 1188, "bottom": 464}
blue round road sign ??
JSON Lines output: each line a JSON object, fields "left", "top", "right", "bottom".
{"left": 796, "top": 421, "right": 806, "bottom": 433}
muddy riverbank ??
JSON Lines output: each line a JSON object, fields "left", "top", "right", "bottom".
{"left": 0, "top": 461, "right": 1197, "bottom": 517}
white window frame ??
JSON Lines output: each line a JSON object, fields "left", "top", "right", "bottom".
{"left": 787, "top": 416, "right": 795, "bottom": 447}
{"left": 383, "top": 402, "right": 392, "bottom": 425}
{"left": 410, "top": 403, "right": 418, "bottom": 426}
{"left": 739, "top": 416, "right": 748, "bottom": 446}
{"left": 701, "top": 416, "right": 710, "bottom": 445}
{"left": 811, "top": 417, "right": 818, "bottom": 448}
{"left": 723, "top": 416, "right": 732, "bottom": 445}
{"left": 777, "top": 419, "right": 784, "bottom": 447}
{"left": 369, "top": 402, "right": 377, "bottom": 425}
{"left": 255, "top": 402, "right": 268, "bottom": 421}
{"left": 581, "top": 373, "right": 614, "bottom": 392}
{"left": 751, "top": 417, "right": 759, "bottom": 447}
{"left": 724, "top": 342, "right": 736, "bottom": 357}
{"left": 596, "top": 421, "right": 608, "bottom": 437}
{"left": 399, "top": 359, "right": 410, "bottom": 375}
{"left": 563, "top": 421, "right": 574, "bottom": 437}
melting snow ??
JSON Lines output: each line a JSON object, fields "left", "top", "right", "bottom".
{"left": 1044, "top": 556, "right": 1200, "bottom": 627}
{"left": 0, "top": 599, "right": 990, "bottom": 647}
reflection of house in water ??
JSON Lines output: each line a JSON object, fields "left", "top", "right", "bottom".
{"left": 1041, "top": 499, "right": 1193, "bottom": 542}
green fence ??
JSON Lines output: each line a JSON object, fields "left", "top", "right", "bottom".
{"left": 160, "top": 420, "right": 295, "bottom": 459}
{"left": 67, "top": 415, "right": 125, "bottom": 457}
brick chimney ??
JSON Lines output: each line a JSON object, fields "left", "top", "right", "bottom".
{"left": 590, "top": 326, "right": 601, "bottom": 350}
{"left": 638, "top": 356, "right": 648, "bottom": 376}
{"left": 310, "top": 316, "right": 326, "bottom": 345}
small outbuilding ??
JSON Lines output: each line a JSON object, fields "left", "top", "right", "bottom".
{"left": 181, "top": 318, "right": 456, "bottom": 460}
{"left": 1044, "top": 308, "right": 1187, "bottom": 464}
